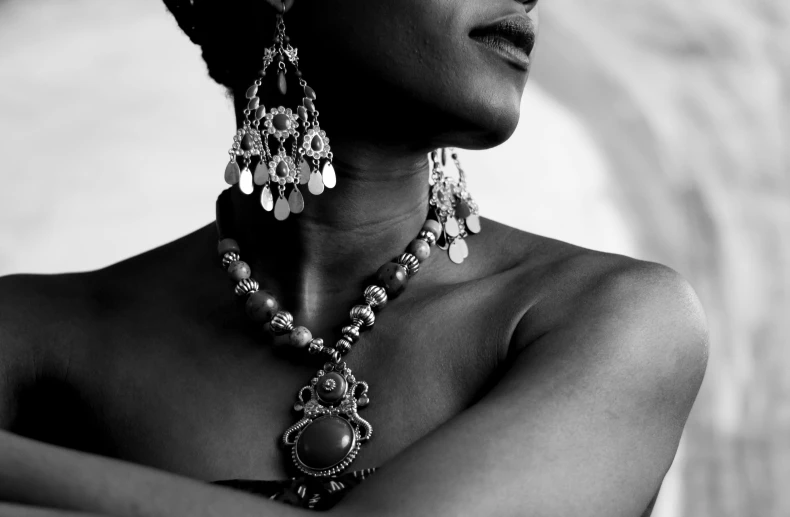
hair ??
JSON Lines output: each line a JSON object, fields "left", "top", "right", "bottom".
{"left": 163, "top": 0, "right": 279, "bottom": 92}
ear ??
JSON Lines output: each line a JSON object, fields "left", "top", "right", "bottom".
{"left": 263, "top": 0, "right": 296, "bottom": 14}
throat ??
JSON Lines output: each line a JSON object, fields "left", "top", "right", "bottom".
{"left": 218, "top": 152, "right": 433, "bottom": 326}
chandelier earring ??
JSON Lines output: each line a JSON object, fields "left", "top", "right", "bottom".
{"left": 427, "top": 148, "right": 481, "bottom": 264}
{"left": 223, "top": 1, "right": 335, "bottom": 221}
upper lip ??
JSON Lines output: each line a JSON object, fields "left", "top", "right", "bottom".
{"left": 469, "top": 15, "right": 536, "bottom": 57}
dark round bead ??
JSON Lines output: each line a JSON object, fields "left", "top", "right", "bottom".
{"left": 376, "top": 263, "right": 409, "bottom": 297}
{"left": 245, "top": 290, "right": 279, "bottom": 322}
{"left": 217, "top": 238, "right": 240, "bottom": 257}
{"left": 407, "top": 239, "right": 431, "bottom": 261}
{"left": 294, "top": 69, "right": 303, "bottom": 78}
{"left": 295, "top": 416, "right": 355, "bottom": 470}
{"left": 227, "top": 260, "right": 251, "bottom": 281}
{"left": 316, "top": 372, "right": 347, "bottom": 404}
{"left": 273, "top": 114, "right": 291, "bottom": 131}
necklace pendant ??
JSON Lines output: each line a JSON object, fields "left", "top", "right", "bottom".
{"left": 282, "top": 362, "right": 372, "bottom": 477}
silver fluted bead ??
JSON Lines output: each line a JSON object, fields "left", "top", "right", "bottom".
{"left": 308, "top": 338, "right": 325, "bottom": 355}
{"left": 270, "top": 310, "right": 294, "bottom": 334}
{"left": 222, "top": 251, "right": 240, "bottom": 269}
{"left": 341, "top": 324, "right": 360, "bottom": 344}
{"left": 336, "top": 338, "right": 352, "bottom": 354}
{"left": 234, "top": 278, "right": 259, "bottom": 296}
{"left": 395, "top": 252, "right": 420, "bottom": 277}
{"left": 418, "top": 230, "right": 437, "bottom": 246}
{"left": 350, "top": 304, "right": 375, "bottom": 328}
{"left": 363, "top": 285, "right": 388, "bottom": 310}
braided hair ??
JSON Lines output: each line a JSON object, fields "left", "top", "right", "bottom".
{"left": 163, "top": 0, "right": 278, "bottom": 92}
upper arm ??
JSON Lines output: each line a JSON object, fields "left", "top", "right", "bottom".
{"left": 0, "top": 274, "right": 75, "bottom": 431}
{"left": 0, "top": 274, "right": 36, "bottom": 429}
{"left": 335, "top": 260, "right": 709, "bottom": 517}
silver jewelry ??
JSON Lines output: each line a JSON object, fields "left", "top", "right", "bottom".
{"left": 428, "top": 148, "right": 481, "bottom": 264}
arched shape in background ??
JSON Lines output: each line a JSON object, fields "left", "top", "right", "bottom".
{"left": 536, "top": 1, "right": 790, "bottom": 516}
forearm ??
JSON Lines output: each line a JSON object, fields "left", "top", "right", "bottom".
{"left": 0, "top": 502, "right": 106, "bottom": 517}
{"left": 0, "top": 431, "right": 311, "bottom": 517}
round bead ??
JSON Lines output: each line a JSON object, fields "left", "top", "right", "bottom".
{"left": 422, "top": 220, "right": 442, "bottom": 240}
{"left": 273, "top": 113, "right": 291, "bottom": 130}
{"left": 376, "top": 263, "right": 409, "bottom": 298}
{"left": 341, "top": 325, "right": 360, "bottom": 344}
{"left": 308, "top": 338, "right": 325, "bottom": 355}
{"left": 417, "top": 230, "right": 437, "bottom": 246}
{"left": 221, "top": 251, "right": 240, "bottom": 269}
{"left": 295, "top": 416, "right": 355, "bottom": 470}
{"left": 227, "top": 260, "right": 251, "bottom": 281}
{"left": 289, "top": 326, "right": 313, "bottom": 349}
{"left": 349, "top": 305, "right": 375, "bottom": 328}
{"left": 245, "top": 290, "right": 279, "bottom": 322}
{"left": 234, "top": 278, "right": 259, "bottom": 296}
{"left": 218, "top": 238, "right": 240, "bottom": 257}
{"left": 362, "top": 285, "right": 387, "bottom": 310}
{"left": 395, "top": 253, "right": 419, "bottom": 277}
{"left": 270, "top": 311, "right": 294, "bottom": 334}
{"left": 316, "top": 372, "right": 347, "bottom": 404}
{"left": 335, "top": 338, "right": 352, "bottom": 354}
{"left": 407, "top": 239, "right": 431, "bottom": 261}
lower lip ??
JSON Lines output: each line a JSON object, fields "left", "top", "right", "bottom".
{"left": 471, "top": 35, "right": 530, "bottom": 71}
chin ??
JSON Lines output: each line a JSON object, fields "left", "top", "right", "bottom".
{"left": 440, "top": 86, "right": 524, "bottom": 151}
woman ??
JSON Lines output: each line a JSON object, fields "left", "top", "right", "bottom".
{"left": 0, "top": 0, "right": 708, "bottom": 515}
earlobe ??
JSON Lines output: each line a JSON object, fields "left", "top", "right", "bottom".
{"left": 263, "top": 0, "right": 296, "bottom": 14}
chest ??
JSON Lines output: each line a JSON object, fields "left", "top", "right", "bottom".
{"left": 62, "top": 285, "right": 517, "bottom": 480}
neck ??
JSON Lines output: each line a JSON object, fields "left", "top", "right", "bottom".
{"left": 220, "top": 137, "right": 435, "bottom": 325}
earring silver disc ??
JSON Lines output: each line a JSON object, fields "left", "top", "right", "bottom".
{"left": 322, "top": 162, "right": 337, "bottom": 189}
{"left": 308, "top": 172, "right": 325, "bottom": 195}
{"left": 274, "top": 195, "right": 291, "bottom": 221}
{"left": 449, "top": 240, "right": 466, "bottom": 264}
{"left": 289, "top": 188, "right": 305, "bottom": 214}
{"left": 465, "top": 214, "right": 481, "bottom": 234}
{"left": 261, "top": 185, "right": 274, "bottom": 211}
{"left": 445, "top": 217, "right": 460, "bottom": 237}
{"left": 299, "top": 160, "right": 311, "bottom": 185}
{"left": 239, "top": 167, "right": 254, "bottom": 195}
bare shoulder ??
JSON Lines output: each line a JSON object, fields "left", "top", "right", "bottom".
{"left": 0, "top": 226, "right": 211, "bottom": 429}
{"left": 0, "top": 270, "right": 98, "bottom": 428}
{"left": 483, "top": 219, "right": 709, "bottom": 397}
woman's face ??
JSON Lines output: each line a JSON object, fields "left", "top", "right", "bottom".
{"left": 279, "top": 0, "right": 539, "bottom": 151}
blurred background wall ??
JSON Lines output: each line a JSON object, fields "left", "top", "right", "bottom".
{"left": 0, "top": 0, "right": 787, "bottom": 515}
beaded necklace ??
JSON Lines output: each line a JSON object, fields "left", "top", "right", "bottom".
{"left": 215, "top": 149, "right": 480, "bottom": 477}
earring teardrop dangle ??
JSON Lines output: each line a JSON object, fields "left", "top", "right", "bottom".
{"left": 219, "top": 3, "right": 335, "bottom": 221}
{"left": 427, "top": 148, "right": 481, "bottom": 264}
